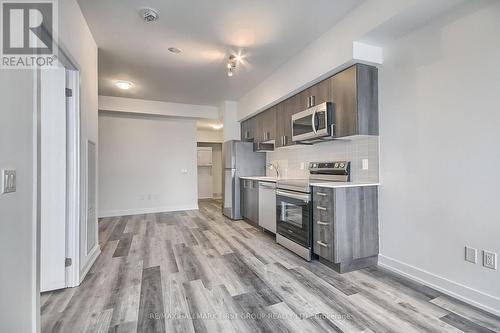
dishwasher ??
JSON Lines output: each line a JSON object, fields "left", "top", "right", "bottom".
{"left": 258, "top": 182, "right": 276, "bottom": 233}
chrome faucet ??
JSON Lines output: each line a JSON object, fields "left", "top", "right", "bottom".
{"left": 267, "top": 162, "right": 280, "bottom": 179}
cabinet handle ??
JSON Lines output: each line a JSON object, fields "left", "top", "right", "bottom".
{"left": 317, "top": 241, "right": 328, "bottom": 248}
{"left": 317, "top": 221, "right": 329, "bottom": 226}
{"left": 316, "top": 206, "right": 327, "bottom": 211}
{"left": 316, "top": 192, "right": 327, "bottom": 197}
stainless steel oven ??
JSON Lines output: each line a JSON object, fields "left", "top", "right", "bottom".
{"left": 292, "top": 102, "right": 333, "bottom": 143}
{"left": 276, "top": 189, "right": 312, "bottom": 260}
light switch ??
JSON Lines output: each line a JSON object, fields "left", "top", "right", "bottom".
{"left": 362, "top": 159, "right": 369, "bottom": 170}
{"left": 2, "top": 169, "right": 16, "bottom": 194}
{"left": 181, "top": 169, "right": 188, "bottom": 174}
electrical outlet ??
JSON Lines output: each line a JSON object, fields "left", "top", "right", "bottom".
{"left": 465, "top": 246, "right": 477, "bottom": 264}
{"left": 2, "top": 169, "right": 16, "bottom": 194}
{"left": 483, "top": 250, "right": 497, "bottom": 270}
{"left": 362, "top": 159, "right": 369, "bottom": 170}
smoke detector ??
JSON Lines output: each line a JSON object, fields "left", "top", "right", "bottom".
{"left": 139, "top": 8, "right": 159, "bottom": 23}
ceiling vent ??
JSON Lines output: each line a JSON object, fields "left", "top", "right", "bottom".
{"left": 139, "top": 8, "right": 159, "bottom": 23}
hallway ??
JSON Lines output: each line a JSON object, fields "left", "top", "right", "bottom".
{"left": 41, "top": 200, "right": 500, "bottom": 332}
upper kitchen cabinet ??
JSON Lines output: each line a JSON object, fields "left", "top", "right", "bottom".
{"left": 257, "top": 105, "right": 277, "bottom": 142}
{"left": 241, "top": 115, "right": 257, "bottom": 141}
{"left": 276, "top": 94, "right": 300, "bottom": 148}
{"left": 330, "top": 64, "right": 378, "bottom": 138}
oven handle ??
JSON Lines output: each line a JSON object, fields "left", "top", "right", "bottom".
{"left": 276, "top": 189, "right": 310, "bottom": 202}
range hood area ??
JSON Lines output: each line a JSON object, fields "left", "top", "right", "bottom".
{"left": 253, "top": 142, "right": 274, "bottom": 152}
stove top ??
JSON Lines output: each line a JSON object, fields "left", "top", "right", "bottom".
{"left": 276, "top": 161, "right": 350, "bottom": 193}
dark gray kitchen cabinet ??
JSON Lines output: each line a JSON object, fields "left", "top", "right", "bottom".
{"left": 275, "top": 94, "right": 299, "bottom": 148}
{"left": 261, "top": 105, "right": 276, "bottom": 142}
{"left": 253, "top": 107, "right": 276, "bottom": 143}
{"left": 312, "top": 185, "right": 379, "bottom": 273}
{"left": 330, "top": 64, "right": 378, "bottom": 138}
{"left": 241, "top": 116, "right": 258, "bottom": 141}
{"left": 240, "top": 179, "right": 259, "bottom": 225}
{"left": 241, "top": 62, "right": 378, "bottom": 145}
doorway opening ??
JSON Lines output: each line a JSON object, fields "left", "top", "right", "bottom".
{"left": 197, "top": 142, "right": 223, "bottom": 200}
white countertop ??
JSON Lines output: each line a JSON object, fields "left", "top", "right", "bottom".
{"left": 310, "top": 182, "right": 380, "bottom": 188}
{"left": 239, "top": 176, "right": 277, "bottom": 182}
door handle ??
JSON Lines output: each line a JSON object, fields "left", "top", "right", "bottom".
{"left": 317, "top": 221, "right": 329, "bottom": 226}
{"left": 316, "top": 206, "right": 327, "bottom": 211}
{"left": 317, "top": 241, "right": 328, "bottom": 248}
{"left": 316, "top": 192, "right": 327, "bottom": 197}
{"left": 311, "top": 109, "right": 317, "bottom": 134}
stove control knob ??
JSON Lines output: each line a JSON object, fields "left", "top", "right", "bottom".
{"left": 334, "top": 163, "right": 339, "bottom": 168}
{"left": 340, "top": 163, "right": 345, "bottom": 168}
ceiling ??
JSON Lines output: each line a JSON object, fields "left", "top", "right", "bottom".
{"left": 77, "top": 0, "right": 364, "bottom": 106}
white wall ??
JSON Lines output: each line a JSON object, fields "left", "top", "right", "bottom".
{"left": 58, "top": 0, "right": 99, "bottom": 281}
{"left": 219, "top": 101, "right": 240, "bottom": 141}
{"left": 0, "top": 71, "right": 37, "bottom": 333}
{"left": 99, "top": 95, "right": 219, "bottom": 119}
{"left": 379, "top": 0, "right": 500, "bottom": 314}
{"left": 98, "top": 113, "right": 198, "bottom": 217}
{"left": 236, "top": 0, "right": 466, "bottom": 120}
{"left": 197, "top": 129, "right": 223, "bottom": 143}
{"left": 0, "top": 0, "right": 98, "bottom": 331}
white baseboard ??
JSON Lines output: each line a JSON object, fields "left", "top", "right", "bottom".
{"left": 98, "top": 204, "right": 199, "bottom": 218}
{"left": 78, "top": 245, "right": 100, "bottom": 285}
{"left": 379, "top": 254, "right": 500, "bottom": 316}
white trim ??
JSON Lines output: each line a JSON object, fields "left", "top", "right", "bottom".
{"left": 98, "top": 204, "right": 199, "bottom": 218}
{"left": 78, "top": 245, "right": 100, "bottom": 284}
{"left": 65, "top": 69, "right": 81, "bottom": 288}
{"left": 379, "top": 254, "right": 500, "bottom": 316}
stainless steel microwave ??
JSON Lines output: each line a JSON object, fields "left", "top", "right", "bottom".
{"left": 292, "top": 102, "right": 333, "bottom": 143}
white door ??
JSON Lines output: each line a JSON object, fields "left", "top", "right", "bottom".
{"left": 40, "top": 67, "right": 67, "bottom": 292}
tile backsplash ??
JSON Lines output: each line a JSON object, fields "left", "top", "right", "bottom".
{"left": 266, "top": 136, "right": 379, "bottom": 183}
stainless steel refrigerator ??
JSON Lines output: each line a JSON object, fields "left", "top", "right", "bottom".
{"left": 222, "top": 140, "right": 266, "bottom": 220}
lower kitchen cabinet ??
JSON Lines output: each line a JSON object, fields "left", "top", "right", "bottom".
{"left": 312, "top": 185, "right": 379, "bottom": 273}
{"left": 240, "top": 179, "right": 259, "bottom": 226}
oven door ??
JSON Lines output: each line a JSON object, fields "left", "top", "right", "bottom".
{"left": 276, "top": 189, "right": 312, "bottom": 248}
{"left": 292, "top": 102, "right": 332, "bottom": 142}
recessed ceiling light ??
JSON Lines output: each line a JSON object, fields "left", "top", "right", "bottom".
{"left": 168, "top": 47, "right": 182, "bottom": 54}
{"left": 212, "top": 124, "right": 224, "bottom": 130}
{"left": 115, "top": 81, "right": 133, "bottom": 90}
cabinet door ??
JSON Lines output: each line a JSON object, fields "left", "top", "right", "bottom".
{"left": 282, "top": 95, "right": 299, "bottom": 147}
{"left": 240, "top": 179, "right": 247, "bottom": 218}
{"left": 330, "top": 66, "right": 357, "bottom": 138}
{"left": 247, "top": 181, "right": 259, "bottom": 224}
{"left": 241, "top": 120, "right": 250, "bottom": 141}
{"left": 275, "top": 102, "right": 286, "bottom": 148}
{"left": 311, "top": 78, "right": 332, "bottom": 105}
{"left": 264, "top": 106, "right": 276, "bottom": 142}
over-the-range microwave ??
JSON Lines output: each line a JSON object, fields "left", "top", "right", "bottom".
{"left": 292, "top": 102, "right": 334, "bottom": 144}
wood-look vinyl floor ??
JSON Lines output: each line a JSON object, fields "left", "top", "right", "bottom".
{"left": 41, "top": 199, "right": 500, "bottom": 333}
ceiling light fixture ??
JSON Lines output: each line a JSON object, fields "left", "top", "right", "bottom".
{"left": 168, "top": 47, "right": 182, "bottom": 54}
{"left": 115, "top": 80, "right": 133, "bottom": 90}
{"left": 227, "top": 54, "right": 238, "bottom": 77}
{"left": 139, "top": 7, "right": 160, "bottom": 23}
{"left": 212, "top": 124, "right": 224, "bottom": 130}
